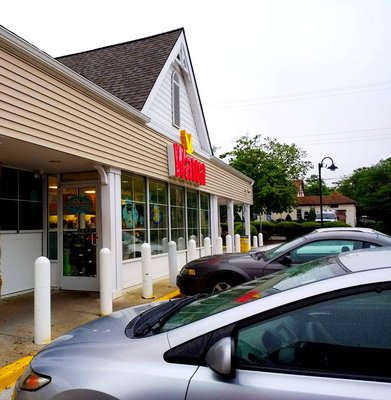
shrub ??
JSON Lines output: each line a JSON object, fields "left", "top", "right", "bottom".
{"left": 274, "top": 221, "right": 302, "bottom": 240}
{"left": 300, "top": 221, "right": 321, "bottom": 234}
{"left": 234, "top": 223, "right": 257, "bottom": 237}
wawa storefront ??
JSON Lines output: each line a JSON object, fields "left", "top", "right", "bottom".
{"left": 0, "top": 27, "right": 253, "bottom": 298}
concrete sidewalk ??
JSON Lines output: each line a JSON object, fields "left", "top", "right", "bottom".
{"left": 0, "top": 278, "right": 179, "bottom": 395}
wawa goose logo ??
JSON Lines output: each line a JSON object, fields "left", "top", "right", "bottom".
{"left": 168, "top": 130, "right": 206, "bottom": 185}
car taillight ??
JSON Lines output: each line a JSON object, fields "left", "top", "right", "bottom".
{"left": 19, "top": 365, "right": 51, "bottom": 391}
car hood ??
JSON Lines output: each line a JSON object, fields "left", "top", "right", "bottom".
{"left": 40, "top": 302, "right": 164, "bottom": 350}
{"left": 186, "top": 252, "right": 252, "bottom": 266}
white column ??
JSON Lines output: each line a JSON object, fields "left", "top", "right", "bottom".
{"left": 227, "top": 200, "right": 235, "bottom": 240}
{"left": 97, "top": 165, "right": 123, "bottom": 298}
{"left": 99, "top": 248, "right": 112, "bottom": 316}
{"left": 210, "top": 195, "right": 219, "bottom": 254}
{"left": 244, "top": 204, "right": 251, "bottom": 244}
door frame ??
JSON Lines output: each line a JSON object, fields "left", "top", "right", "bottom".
{"left": 59, "top": 180, "right": 101, "bottom": 291}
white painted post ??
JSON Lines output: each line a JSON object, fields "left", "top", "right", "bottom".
{"left": 258, "top": 232, "right": 264, "bottom": 247}
{"left": 141, "top": 243, "right": 154, "bottom": 299}
{"left": 204, "top": 237, "right": 211, "bottom": 256}
{"left": 226, "top": 234, "right": 233, "bottom": 253}
{"left": 253, "top": 236, "right": 258, "bottom": 248}
{"left": 100, "top": 248, "right": 112, "bottom": 316}
{"left": 178, "top": 237, "right": 186, "bottom": 251}
{"left": 34, "top": 256, "right": 51, "bottom": 345}
{"left": 162, "top": 237, "right": 168, "bottom": 253}
{"left": 216, "top": 236, "right": 223, "bottom": 254}
{"left": 235, "top": 234, "right": 241, "bottom": 253}
{"left": 188, "top": 239, "right": 197, "bottom": 262}
{"left": 168, "top": 241, "right": 178, "bottom": 287}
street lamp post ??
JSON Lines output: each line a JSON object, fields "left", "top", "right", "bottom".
{"left": 318, "top": 156, "right": 338, "bottom": 227}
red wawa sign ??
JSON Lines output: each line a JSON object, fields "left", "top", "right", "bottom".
{"left": 168, "top": 130, "right": 206, "bottom": 185}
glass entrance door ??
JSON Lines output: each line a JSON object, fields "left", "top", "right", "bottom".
{"left": 60, "top": 185, "right": 99, "bottom": 291}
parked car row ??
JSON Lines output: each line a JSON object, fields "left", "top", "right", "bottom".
{"left": 14, "top": 245, "right": 391, "bottom": 399}
{"left": 176, "top": 227, "right": 391, "bottom": 295}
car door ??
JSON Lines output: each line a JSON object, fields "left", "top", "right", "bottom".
{"left": 185, "top": 286, "right": 391, "bottom": 400}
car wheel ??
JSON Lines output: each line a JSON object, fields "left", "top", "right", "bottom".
{"left": 208, "top": 277, "right": 239, "bottom": 293}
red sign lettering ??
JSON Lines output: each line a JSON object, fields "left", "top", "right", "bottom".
{"left": 168, "top": 143, "right": 206, "bottom": 185}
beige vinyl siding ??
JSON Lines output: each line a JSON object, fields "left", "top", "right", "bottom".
{"left": 1, "top": 48, "right": 252, "bottom": 204}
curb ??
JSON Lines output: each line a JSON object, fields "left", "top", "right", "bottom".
{"left": 0, "top": 289, "right": 180, "bottom": 392}
{"left": 0, "top": 356, "right": 33, "bottom": 391}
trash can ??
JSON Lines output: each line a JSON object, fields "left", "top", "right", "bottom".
{"left": 240, "top": 236, "right": 250, "bottom": 253}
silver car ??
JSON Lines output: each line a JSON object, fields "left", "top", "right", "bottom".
{"left": 15, "top": 247, "right": 391, "bottom": 399}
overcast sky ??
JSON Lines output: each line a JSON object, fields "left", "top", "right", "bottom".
{"left": 2, "top": 0, "right": 391, "bottom": 183}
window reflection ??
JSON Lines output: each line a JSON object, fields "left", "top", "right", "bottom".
{"left": 121, "top": 174, "right": 146, "bottom": 259}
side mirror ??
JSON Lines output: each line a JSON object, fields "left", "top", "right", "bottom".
{"left": 205, "top": 337, "right": 234, "bottom": 377}
{"left": 280, "top": 255, "right": 292, "bottom": 267}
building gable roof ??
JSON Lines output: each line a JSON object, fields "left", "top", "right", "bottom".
{"left": 56, "top": 28, "right": 213, "bottom": 155}
{"left": 298, "top": 191, "right": 356, "bottom": 206}
{"left": 56, "top": 29, "right": 183, "bottom": 111}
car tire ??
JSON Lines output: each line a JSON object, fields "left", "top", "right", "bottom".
{"left": 207, "top": 276, "right": 241, "bottom": 293}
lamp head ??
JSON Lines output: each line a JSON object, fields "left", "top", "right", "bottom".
{"left": 328, "top": 163, "right": 338, "bottom": 171}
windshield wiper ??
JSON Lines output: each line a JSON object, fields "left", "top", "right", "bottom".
{"left": 126, "top": 293, "right": 208, "bottom": 338}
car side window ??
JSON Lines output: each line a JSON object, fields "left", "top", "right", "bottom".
{"left": 235, "top": 288, "right": 391, "bottom": 380}
{"left": 289, "top": 240, "right": 362, "bottom": 264}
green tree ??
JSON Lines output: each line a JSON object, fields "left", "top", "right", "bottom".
{"left": 305, "top": 174, "right": 332, "bottom": 196}
{"left": 220, "top": 134, "right": 312, "bottom": 214}
{"left": 337, "top": 158, "right": 391, "bottom": 233}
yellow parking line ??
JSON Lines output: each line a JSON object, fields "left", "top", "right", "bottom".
{"left": 0, "top": 355, "right": 33, "bottom": 391}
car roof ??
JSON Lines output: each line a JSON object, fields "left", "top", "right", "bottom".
{"left": 338, "top": 247, "right": 391, "bottom": 272}
{"left": 312, "top": 227, "right": 384, "bottom": 234}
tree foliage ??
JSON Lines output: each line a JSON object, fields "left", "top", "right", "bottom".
{"left": 304, "top": 174, "right": 332, "bottom": 196}
{"left": 220, "top": 134, "right": 312, "bottom": 214}
{"left": 337, "top": 158, "right": 391, "bottom": 233}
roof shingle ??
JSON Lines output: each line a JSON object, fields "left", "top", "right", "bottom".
{"left": 297, "top": 191, "right": 356, "bottom": 206}
{"left": 56, "top": 29, "right": 183, "bottom": 110}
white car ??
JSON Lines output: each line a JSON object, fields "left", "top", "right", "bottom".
{"left": 14, "top": 248, "right": 391, "bottom": 399}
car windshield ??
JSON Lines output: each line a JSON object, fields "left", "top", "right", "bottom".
{"left": 158, "top": 255, "right": 346, "bottom": 333}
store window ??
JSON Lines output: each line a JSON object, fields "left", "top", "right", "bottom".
{"left": 149, "top": 180, "right": 168, "bottom": 255}
{"left": 0, "top": 167, "right": 43, "bottom": 231}
{"left": 121, "top": 173, "right": 146, "bottom": 259}
{"left": 200, "top": 192, "right": 210, "bottom": 246}
{"left": 48, "top": 175, "right": 58, "bottom": 260}
{"left": 187, "top": 189, "right": 199, "bottom": 246}
{"left": 170, "top": 185, "right": 186, "bottom": 250}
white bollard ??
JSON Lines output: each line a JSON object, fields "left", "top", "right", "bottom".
{"left": 253, "top": 236, "right": 258, "bottom": 248}
{"left": 34, "top": 256, "right": 51, "bottom": 345}
{"left": 235, "top": 234, "right": 241, "bottom": 253}
{"left": 204, "top": 237, "right": 211, "bottom": 256}
{"left": 188, "top": 239, "right": 197, "bottom": 262}
{"left": 226, "top": 234, "right": 233, "bottom": 253}
{"left": 216, "top": 236, "right": 223, "bottom": 254}
{"left": 258, "top": 232, "right": 264, "bottom": 247}
{"left": 100, "top": 248, "right": 112, "bottom": 316}
{"left": 141, "top": 243, "right": 154, "bottom": 299}
{"left": 162, "top": 237, "right": 168, "bottom": 253}
{"left": 168, "top": 241, "right": 178, "bottom": 287}
{"left": 178, "top": 237, "right": 186, "bottom": 251}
